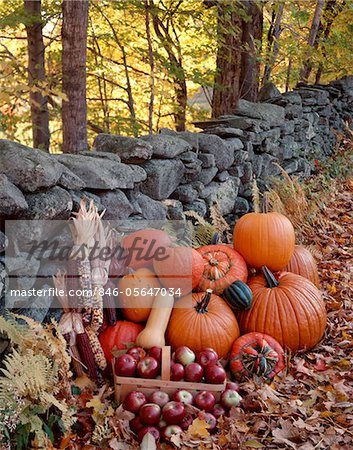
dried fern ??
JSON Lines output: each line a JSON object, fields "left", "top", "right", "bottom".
{"left": 0, "top": 314, "right": 75, "bottom": 447}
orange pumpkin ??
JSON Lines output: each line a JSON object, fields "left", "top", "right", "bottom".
{"left": 120, "top": 268, "right": 161, "bottom": 322}
{"left": 284, "top": 245, "right": 320, "bottom": 287}
{"left": 121, "top": 229, "right": 172, "bottom": 269}
{"left": 153, "top": 246, "right": 204, "bottom": 295}
{"left": 167, "top": 290, "right": 240, "bottom": 358}
{"left": 233, "top": 193, "right": 295, "bottom": 271}
{"left": 237, "top": 267, "right": 327, "bottom": 352}
{"left": 196, "top": 244, "right": 248, "bottom": 294}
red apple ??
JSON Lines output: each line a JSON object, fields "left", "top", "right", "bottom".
{"left": 202, "top": 412, "right": 217, "bottom": 432}
{"left": 172, "top": 390, "right": 193, "bottom": 405}
{"left": 221, "top": 389, "right": 242, "bottom": 409}
{"left": 179, "top": 414, "right": 193, "bottom": 430}
{"left": 196, "top": 348, "right": 218, "bottom": 368}
{"left": 211, "top": 403, "right": 226, "bottom": 419}
{"left": 170, "top": 363, "right": 184, "bottom": 381}
{"left": 204, "top": 365, "right": 226, "bottom": 384}
{"left": 161, "top": 424, "right": 182, "bottom": 441}
{"left": 149, "top": 391, "right": 170, "bottom": 408}
{"left": 184, "top": 362, "right": 203, "bottom": 382}
{"left": 162, "top": 401, "right": 185, "bottom": 424}
{"left": 226, "top": 381, "right": 240, "bottom": 392}
{"left": 114, "top": 354, "right": 137, "bottom": 377}
{"left": 130, "top": 415, "right": 144, "bottom": 433}
{"left": 139, "top": 403, "right": 161, "bottom": 425}
{"left": 124, "top": 391, "right": 147, "bottom": 413}
{"left": 171, "top": 351, "right": 176, "bottom": 361}
{"left": 137, "top": 426, "right": 160, "bottom": 443}
{"left": 127, "top": 346, "right": 146, "bottom": 362}
{"left": 137, "top": 356, "right": 159, "bottom": 379}
{"left": 174, "top": 346, "right": 196, "bottom": 366}
{"left": 194, "top": 391, "right": 216, "bottom": 411}
{"left": 148, "top": 347, "right": 162, "bottom": 364}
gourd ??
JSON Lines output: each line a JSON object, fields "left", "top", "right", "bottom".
{"left": 120, "top": 268, "right": 161, "bottom": 323}
{"left": 167, "top": 290, "right": 240, "bottom": 358}
{"left": 230, "top": 332, "right": 285, "bottom": 380}
{"left": 136, "top": 292, "right": 174, "bottom": 349}
{"left": 236, "top": 266, "right": 327, "bottom": 352}
{"left": 233, "top": 192, "right": 295, "bottom": 271}
{"left": 223, "top": 280, "right": 253, "bottom": 310}
{"left": 196, "top": 244, "right": 248, "bottom": 294}
{"left": 99, "top": 321, "right": 144, "bottom": 365}
{"left": 284, "top": 245, "right": 320, "bottom": 287}
{"left": 153, "top": 246, "right": 204, "bottom": 295}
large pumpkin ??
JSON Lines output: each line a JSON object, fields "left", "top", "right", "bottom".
{"left": 167, "top": 290, "right": 240, "bottom": 358}
{"left": 196, "top": 244, "right": 248, "bottom": 295}
{"left": 233, "top": 193, "right": 295, "bottom": 271}
{"left": 99, "top": 321, "right": 144, "bottom": 364}
{"left": 153, "top": 246, "right": 204, "bottom": 295}
{"left": 121, "top": 229, "right": 172, "bottom": 270}
{"left": 284, "top": 245, "right": 320, "bottom": 287}
{"left": 237, "top": 267, "right": 327, "bottom": 352}
{"left": 120, "top": 268, "right": 161, "bottom": 323}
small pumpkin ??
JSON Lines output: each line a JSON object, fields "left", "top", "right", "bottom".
{"left": 230, "top": 332, "right": 285, "bottom": 380}
{"left": 284, "top": 245, "right": 320, "bottom": 287}
{"left": 120, "top": 268, "right": 161, "bottom": 323}
{"left": 136, "top": 291, "right": 174, "bottom": 349}
{"left": 121, "top": 229, "right": 172, "bottom": 270}
{"left": 153, "top": 246, "right": 204, "bottom": 295}
{"left": 223, "top": 280, "right": 253, "bottom": 310}
{"left": 167, "top": 290, "right": 240, "bottom": 358}
{"left": 236, "top": 266, "right": 327, "bottom": 352}
{"left": 99, "top": 321, "right": 144, "bottom": 365}
{"left": 196, "top": 244, "right": 248, "bottom": 294}
{"left": 233, "top": 192, "right": 295, "bottom": 271}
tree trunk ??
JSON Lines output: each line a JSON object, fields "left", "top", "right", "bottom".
{"left": 24, "top": 0, "right": 50, "bottom": 151}
{"left": 62, "top": 0, "right": 89, "bottom": 153}
{"left": 150, "top": 3, "right": 187, "bottom": 131}
{"left": 212, "top": 1, "right": 242, "bottom": 117}
{"left": 263, "top": 3, "right": 284, "bottom": 85}
{"left": 314, "top": 0, "right": 346, "bottom": 84}
{"left": 239, "top": 0, "right": 263, "bottom": 101}
{"left": 299, "top": 0, "right": 325, "bottom": 83}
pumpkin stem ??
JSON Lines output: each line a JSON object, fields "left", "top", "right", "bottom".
{"left": 262, "top": 266, "right": 279, "bottom": 288}
{"left": 195, "top": 289, "right": 212, "bottom": 313}
{"left": 262, "top": 192, "right": 270, "bottom": 214}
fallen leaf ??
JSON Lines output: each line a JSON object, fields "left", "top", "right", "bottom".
{"left": 186, "top": 417, "right": 210, "bottom": 438}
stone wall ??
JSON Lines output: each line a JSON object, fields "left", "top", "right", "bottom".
{"left": 1, "top": 75, "right": 353, "bottom": 318}
{"left": 2, "top": 76, "right": 352, "bottom": 230}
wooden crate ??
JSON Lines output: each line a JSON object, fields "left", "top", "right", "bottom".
{"left": 113, "top": 346, "right": 226, "bottom": 403}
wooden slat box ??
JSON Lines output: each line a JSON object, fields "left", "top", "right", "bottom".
{"left": 114, "top": 346, "right": 226, "bottom": 403}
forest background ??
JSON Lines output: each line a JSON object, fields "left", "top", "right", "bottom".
{"left": 0, "top": 0, "right": 352, "bottom": 153}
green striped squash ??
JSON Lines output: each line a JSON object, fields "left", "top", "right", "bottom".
{"left": 223, "top": 280, "right": 252, "bottom": 311}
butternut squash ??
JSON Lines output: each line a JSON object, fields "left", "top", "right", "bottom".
{"left": 136, "top": 292, "right": 174, "bottom": 349}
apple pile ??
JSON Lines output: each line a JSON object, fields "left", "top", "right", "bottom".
{"left": 171, "top": 346, "right": 226, "bottom": 384}
{"left": 114, "top": 346, "right": 162, "bottom": 378}
{"left": 124, "top": 382, "right": 242, "bottom": 443}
